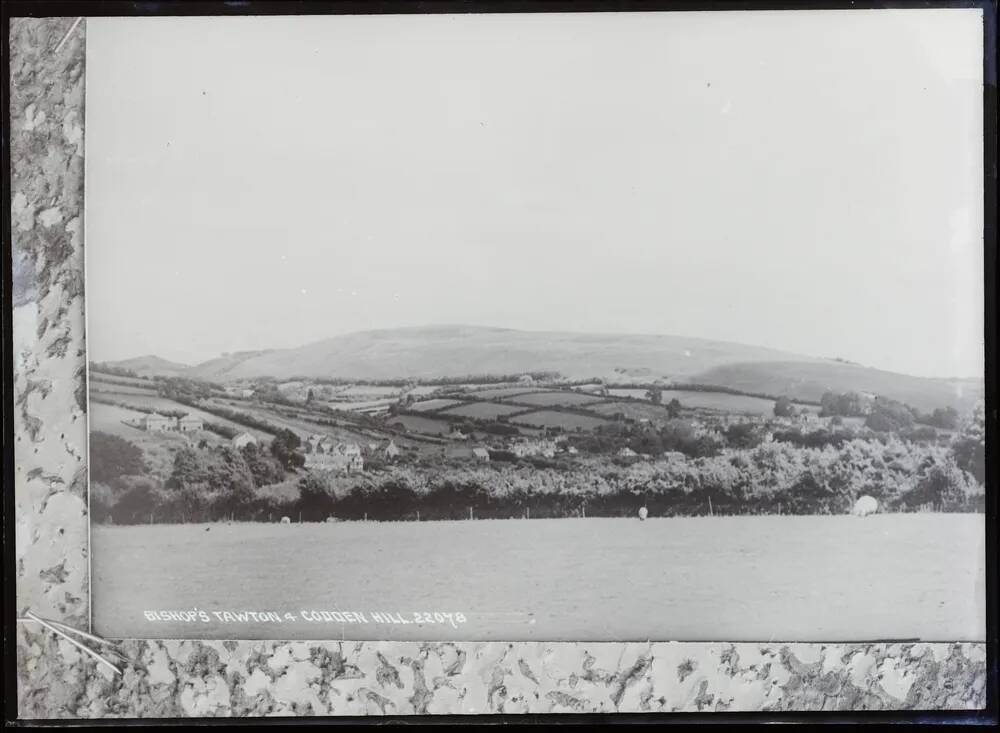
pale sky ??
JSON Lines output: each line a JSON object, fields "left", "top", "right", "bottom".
{"left": 85, "top": 10, "right": 984, "bottom": 378}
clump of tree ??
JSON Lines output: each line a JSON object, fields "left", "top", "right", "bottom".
{"left": 864, "top": 398, "right": 918, "bottom": 433}
{"left": 819, "top": 391, "right": 869, "bottom": 418}
{"left": 89, "top": 362, "right": 141, "bottom": 379}
{"left": 270, "top": 429, "right": 306, "bottom": 471}
{"left": 773, "top": 396, "right": 796, "bottom": 418}
{"left": 157, "top": 376, "right": 217, "bottom": 401}
{"left": 723, "top": 422, "right": 765, "bottom": 450}
{"left": 89, "top": 431, "right": 149, "bottom": 522}
{"left": 917, "top": 406, "right": 960, "bottom": 431}
{"left": 951, "top": 402, "right": 985, "bottom": 485}
{"left": 90, "top": 431, "right": 146, "bottom": 484}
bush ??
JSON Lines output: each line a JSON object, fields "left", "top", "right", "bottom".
{"left": 112, "top": 477, "right": 161, "bottom": 523}
{"left": 90, "top": 431, "right": 146, "bottom": 485}
{"left": 773, "top": 396, "right": 796, "bottom": 418}
{"left": 723, "top": 422, "right": 763, "bottom": 450}
{"left": 865, "top": 399, "right": 916, "bottom": 433}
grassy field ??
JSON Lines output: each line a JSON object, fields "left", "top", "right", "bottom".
{"left": 608, "top": 389, "right": 778, "bottom": 415}
{"left": 335, "top": 385, "right": 404, "bottom": 397}
{"left": 441, "top": 402, "right": 528, "bottom": 419}
{"left": 466, "top": 386, "right": 547, "bottom": 400}
{"left": 97, "top": 395, "right": 275, "bottom": 441}
{"left": 510, "top": 410, "right": 610, "bottom": 431}
{"left": 502, "top": 391, "right": 605, "bottom": 407}
{"left": 388, "top": 414, "right": 453, "bottom": 436}
{"left": 409, "top": 398, "right": 465, "bottom": 412}
{"left": 589, "top": 401, "right": 675, "bottom": 422}
{"left": 91, "top": 383, "right": 160, "bottom": 396}
{"left": 90, "top": 373, "right": 158, "bottom": 388}
{"left": 89, "top": 403, "right": 211, "bottom": 480}
{"left": 92, "top": 514, "right": 984, "bottom": 642}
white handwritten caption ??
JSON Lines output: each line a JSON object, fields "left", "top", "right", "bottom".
{"left": 144, "top": 610, "right": 468, "bottom": 629}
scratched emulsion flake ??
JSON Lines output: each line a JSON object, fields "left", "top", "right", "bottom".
{"left": 9, "top": 16, "right": 988, "bottom": 719}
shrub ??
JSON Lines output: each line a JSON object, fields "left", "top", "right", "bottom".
{"left": 90, "top": 431, "right": 145, "bottom": 485}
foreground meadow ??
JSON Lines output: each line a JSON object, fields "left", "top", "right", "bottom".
{"left": 92, "top": 514, "right": 984, "bottom": 642}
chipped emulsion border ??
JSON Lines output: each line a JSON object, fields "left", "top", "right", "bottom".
{"left": 8, "top": 15, "right": 989, "bottom": 719}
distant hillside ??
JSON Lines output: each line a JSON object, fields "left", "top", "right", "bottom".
{"left": 181, "top": 350, "right": 274, "bottom": 380}
{"left": 687, "top": 361, "right": 983, "bottom": 414}
{"left": 110, "top": 326, "right": 982, "bottom": 413}
{"left": 103, "top": 355, "right": 189, "bottom": 378}
{"left": 182, "top": 325, "right": 829, "bottom": 383}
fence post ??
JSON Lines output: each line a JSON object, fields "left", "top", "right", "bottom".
{"left": 526, "top": 507, "right": 530, "bottom": 520}
{"left": 469, "top": 506, "right": 474, "bottom": 520}
{"left": 708, "top": 497, "right": 713, "bottom": 516}
{"left": 416, "top": 510, "right": 420, "bottom": 522}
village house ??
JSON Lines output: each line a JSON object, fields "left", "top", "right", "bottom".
{"left": 140, "top": 413, "right": 172, "bottom": 432}
{"left": 177, "top": 415, "right": 203, "bottom": 432}
{"left": 384, "top": 440, "right": 402, "bottom": 460}
{"left": 472, "top": 447, "right": 490, "bottom": 461}
{"left": 304, "top": 434, "right": 364, "bottom": 473}
{"left": 231, "top": 432, "right": 258, "bottom": 450}
{"left": 618, "top": 447, "right": 638, "bottom": 458}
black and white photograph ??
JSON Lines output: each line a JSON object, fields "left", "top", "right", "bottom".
{"left": 82, "top": 11, "right": 986, "bottom": 643}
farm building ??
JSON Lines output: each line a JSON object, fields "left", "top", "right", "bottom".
{"left": 472, "top": 447, "right": 490, "bottom": 462}
{"left": 618, "top": 447, "right": 638, "bottom": 458}
{"left": 140, "top": 413, "right": 172, "bottom": 432}
{"left": 232, "top": 432, "right": 258, "bottom": 450}
{"left": 384, "top": 440, "right": 401, "bottom": 460}
{"left": 177, "top": 415, "right": 203, "bottom": 432}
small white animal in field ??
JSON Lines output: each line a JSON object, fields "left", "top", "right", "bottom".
{"left": 280, "top": 516, "right": 291, "bottom": 524}
{"left": 325, "top": 516, "right": 340, "bottom": 523}
{"left": 638, "top": 506, "right": 649, "bottom": 521}
{"left": 852, "top": 495, "right": 878, "bottom": 517}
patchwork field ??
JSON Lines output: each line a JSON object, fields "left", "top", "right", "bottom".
{"left": 589, "top": 401, "right": 675, "bottom": 422}
{"left": 91, "top": 383, "right": 160, "bottom": 396}
{"left": 510, "top": 410, "right": 610, "bottom": 431}
{"left": 334, "top": 385, "right": 404, "bottom": 397}
{"left": 466, "top": 386, "right": 547, "bottom": 400}
{"left": 90, "top": 372, "right": 159, "bottom": 388}
{"left": 441, "top": 402, "right": 528, "bottom": 420}
{"left": 409, "top": 398, "right": 465, "bottom": 412}
{"left": 608, "top": 389, "right": 778, "bottom": 415}
{"left": 92, "top": 514, "right": 985, "bottom": 641}
{"left": 387, "top": 414, "right": 453, "bottom": 436}
{"left": 502, "top": 391, "right": 605, "bottom": 407}
{"left": 92, "top": 395, "right": 272, "bottom": 440}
